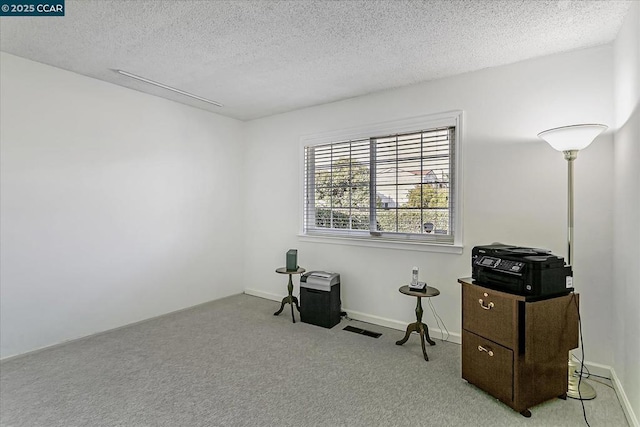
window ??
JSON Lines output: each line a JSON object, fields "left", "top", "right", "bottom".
{"left": 302, "top": 112, "right": 462, "bottom": 248}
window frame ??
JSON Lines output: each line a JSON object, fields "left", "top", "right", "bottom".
{"left": 299, "top": 111, "right": 463, "bottom": 254}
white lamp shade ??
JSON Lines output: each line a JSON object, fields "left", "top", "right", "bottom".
{"left": 537, "top": 124, "right": 607, "bottom": 151}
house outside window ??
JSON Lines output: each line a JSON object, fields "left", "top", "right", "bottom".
{"left": 301, "top": 111, "right": 462, "bottom": 250}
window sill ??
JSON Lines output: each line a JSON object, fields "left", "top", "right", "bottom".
{"left": 297, "top": 233, "right": 463, "bottom": 254}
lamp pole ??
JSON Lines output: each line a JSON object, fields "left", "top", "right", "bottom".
{"left": 563, "top": 148, "right": 597, "bottom": 400}
{"left": 564, "top": 149, "right": 577, "bottom": 266}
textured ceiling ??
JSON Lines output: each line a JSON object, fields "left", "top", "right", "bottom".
{"left": 0, "top": 0, "right": 632, "bottom": 121}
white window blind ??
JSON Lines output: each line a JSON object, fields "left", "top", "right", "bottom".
{"left": 303, "top": 117, "right": 458, "bottom": 245}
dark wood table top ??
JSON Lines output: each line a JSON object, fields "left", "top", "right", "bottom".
{"left": 275, "top": 267, "right": 306, "bottom": 275}
{"left": 398, "top": 285, "right": 440, "bottom": 298}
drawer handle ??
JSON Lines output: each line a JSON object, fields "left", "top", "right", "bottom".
{"left": 478, "top": 299, "right": 495, "bottom": 310}
{"left": 478, "top": 345, "right": 494, "bottom": 357}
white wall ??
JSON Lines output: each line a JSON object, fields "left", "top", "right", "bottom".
{"left": 0, "top": 53, "right": 245, "bottom": 359}
{"left": 243, "top": 46, "right": 615, "bottom": 365}
{"left": 613, "top": 2, "right": 640, "bottom": 423}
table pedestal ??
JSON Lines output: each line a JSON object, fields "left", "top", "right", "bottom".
{"left": 274, "top": 267, "right": 305, "bottom": 323}
{"left": 395, "top": 285, "right": 440, "bottom": 361}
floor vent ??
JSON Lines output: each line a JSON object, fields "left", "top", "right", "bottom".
{"left": 343, "top": 325, "right": 382, "bottom": 338}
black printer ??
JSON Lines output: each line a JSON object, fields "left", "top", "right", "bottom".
{"left": 472, "top": 244, "right": 573, "bottom": 299}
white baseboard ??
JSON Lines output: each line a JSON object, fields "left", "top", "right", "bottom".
{"left": 611, "top": 367, "right": 639, "bottom": 427}
{"left": 579, "top": 359, "right": 615, "bottom": 379}
{"left": 243, "top": 288, "right": 462, "bottom": 344}
{"left": 343, "top": 307, "right": 462, "bottom": 344}
{"left": 244, "top": 288, "right": 283, "bottom": 302}
{"left": 571, "top": 356, "right": 640, "bottom": 427}
{"left": 1, "top": 294, "right": 241, "bottom": 363}
{"left": 568, "top": 360, "right": 638, "bottom": 427}
{"left": 584, "top": 364, "right": 639, "bottom": 427}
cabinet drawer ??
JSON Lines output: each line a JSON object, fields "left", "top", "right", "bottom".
{"left": 462, "top": 330, "right": 514, "bottom": 405}
{"left": 462, "top": 283, "right": 518, "bottom": 349}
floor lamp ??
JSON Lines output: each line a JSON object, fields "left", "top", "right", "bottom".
{"left": 537, "top": 123, "right": 607, "bottom": 400}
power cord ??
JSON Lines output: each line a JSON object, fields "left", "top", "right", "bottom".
{"left": 427, "top": 297, "right": 450, "bottom": 342}
{"left": 569, "top": 354, "right": 616, "bottom": 391}
{"left": 570, "top": 353, "right": 592, "bottom": 378}
{"left": 339, "top": 297, "right": 351, "bottom": 320}
{"left": 583, "top": 376, "right": 615, "bottom": 390}
{"left": 573, "top": 294, "right": 591, "bottom": 427}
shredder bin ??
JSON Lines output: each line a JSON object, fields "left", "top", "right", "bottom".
{"left": 300, "top": 272, "right": 341, "bottom": 329}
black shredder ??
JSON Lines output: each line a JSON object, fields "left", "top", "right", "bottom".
{"left": 300, "top": 271, "right": 341, "bottom": 329}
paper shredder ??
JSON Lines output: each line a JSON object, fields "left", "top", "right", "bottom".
{"left": 300, "top": 271, "right": 341, "bottom": 329}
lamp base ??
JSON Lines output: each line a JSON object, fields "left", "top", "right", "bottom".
{"left": 567, "top": 358, "right": 597, "bottom": 400}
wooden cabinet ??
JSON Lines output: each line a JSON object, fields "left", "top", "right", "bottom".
{"left": 459, "top": 278, "right": 579, "bottom": 416}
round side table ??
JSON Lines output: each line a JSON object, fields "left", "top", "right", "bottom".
{"left": 395, "top": 285, "right": 440, "bottom": 361}
{"left": 274, "top": 267, "right": 305, "bottom": 323}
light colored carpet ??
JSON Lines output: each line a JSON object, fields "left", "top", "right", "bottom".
{"left": 0, "top": 294, "right": 629, "bottom": 427}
